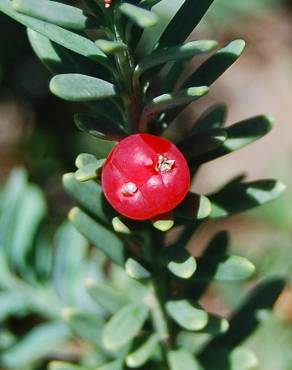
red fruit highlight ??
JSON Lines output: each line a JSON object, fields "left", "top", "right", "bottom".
{"left": 102, "top": 134, "right": 190, "bottom": 220}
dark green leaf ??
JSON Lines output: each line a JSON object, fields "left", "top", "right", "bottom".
{"left": 199, "top": 279, "right": 285, "bottom": 361}
{"left": 69, "top": 207, "right": 126, "bottom": 265}
{"left": 74, "top": 113, "right": 126, "bottom": 141}
{"left": 50, "top": 74, "right": 116, "bottom": 101}
{"left": 160, "top": 41, "right": 244, "bottom": 127}
{"left": 102, "top": 303, "right": 148, "bottom": 350}
{"left": 191, "top": 104, "right": 227, "bottom": 134}
{"left": 0, "top": 0, "right": 106, "bottom": 62}
{"left": 209, "top": 179, "right": 286, "bottom": 217}
{"left": 157, "top": 0, "right": 214, "bottom": 48}
{"left": 140, "top": 86, "right": 208, "bottom": 131}
{"left": 182, "top": 40, "right": 245, "bottom": 88}
{"left": 12, "top": 0, "right": 96, "bottom": 30}
{"left": 135, "top": 40, "right": 218, "bottom": 78}
{"left": 119, "top": 3, "right": 158, "bottom": 28}
{"left": 174, "top": 193, "right": 211, "bottom": 220}
{"left": 178, "top": 128, "right": 227, "bottom": 159}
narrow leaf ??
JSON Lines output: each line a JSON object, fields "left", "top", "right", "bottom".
{"left": 97, "top": 360, "right": 123, "bottom": 370}
{"left": 135, "top": 40, "right": 218, "bottom": 78}
{"left": 49, "top": 361, "right": 86, "bottom": 370}
{"left": 209, "top": 179, "right": 286, "bottom": 217}
{"left": 1, "top": 322, "right": 70, "bottom": 368}
{"left": 140, "top": 86, "right": 208, "bottom": 131}
{"left": 0, "top": 0, "right": 106, "bottom": 62}
{"left": 62, "top": 173, "right": 115, "bottom": 224}
{"left": 167, "top": 349, "right": 201, "bottom": 370}
{"left": 163, "top": 244, "right": 197, "bottom": 280}
{"left": 174, "top": 193, "right": 211, "bottom": 220}
{"left": 166, "top": 300, "right": 208, "bottom": 331}
{"left": 62, "top": 308, "right": 103, "bottom": 347}
{"left": 126, "top": 334, "right": 159, "bottom": 368}
{"left": 12, "top": 0, "right": 96, "bottom": 30}
{"left": 125, "top": 258, "right": 151, "bottom": 280}
{"left": 182, "top": 40, "right": 245, "bottom": 88}
{"left": 96, "top": 39, "right": 127, "bottom": 55}
{"left": 178, "top": 128, "right": 227, "bottom": 159}
{"left": 191, "top": 104, "right": 227, "bottom": 134}
{"left": 102, "top": 303, "right": 148, "bottom": 350}
{"left": 27, "top": 29, "right": 110, "bottom": 80}
{"left": 119, "top": 3, "right": 158, "bottom": 28}
{"left": 85, "top": 279, "right": 127, "bottom": 314}
{"left": 230, "top": 347, "right": 259, "bottom": 370}
{"left": 157, "top": 0, "right": 214, "bottom": 48}
{"left": 195, "top": 255, "right": 255, "bottom": 281}
{"left": 50, "top": 74, "right": 116, "bottom": 101}
{"left": 199, "top": 279, "right": 285, "bottom": 360}
{"left": 74, "top": 113, "right": 126, "bottom": 141}
{"left": 69, "top": 207, "right": 126, "bottom": 266}
{"left": 75, "top": 158, "right": 105, "bottom": 182}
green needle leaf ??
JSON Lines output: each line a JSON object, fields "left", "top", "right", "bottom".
{"left": 125, "top": 258, "right": 151, "bottom": 280}
{"left": 12, "top": 0, "right": 96, "bottom": 30}
{"left": 85, "top": 279, "right": 127, "bottom": 314}
{"left": 69, "top": 207, "right": 126, "bottom": 266}
{"left": 140, "top": 86, "right": 208, "bottom": 131}
{"left": 96, "top": 39, "right": 127, "bottom": 55}
{"left": 61, "top": 308, "right": 103, "bottom": 347}
{"left": 209, "top": 179, "right": 286, "bottom": 217}
{"left": 191, "top": 103, "right": 227, "bottom": 134}
{"left": 63, "top": 173, "right": 115, "bottom": 225}
{"left": 167, "top": 349, "right": 201, "bottom": 370}
{"left": 126, "top": 334, "right": 159, "bottom": 368}
{"left": 102, "top": 303, "right": 148, "bottom": 350}
{"left": 166, "top": 300, "right": 208, "bottom": 331}
{"left": 0, "top": 0, "right": 106, "bottom": 62}
{"left": 179, "top": 128, "right": 227, "bottom": 159}
{"left": 49, "top": 361, "right": 86, "bottom": 370}
{"left": 97, "top": 360, "right": 123, "bottom": 370}
{"left": 1, "top": 322, "right": 70, "bottom": 369}
{"left": 230, "top": 347, "right": 259, "bottom": 370}
{"left": 182, "top": 40, "right": 246, "bottom": 88}
{"left": 196, "top": 255, "right": 256, "bottom": 281}
{"left": 119, "top": 3, "right": 158, "bottom": 28}
{"left": 135, "top": 40, "right": 218, "bottom": 78}
{"left": 50, "top": 74, "right": 116, "bottom": 101}
{"left": 74, "top": 113, "right": 126, "bottom": 140}
{"left": 157, "top": 0, "right": 215, "bottom": 48}
{"left": 75, "top": 158, "right": 105, "bottom": 182}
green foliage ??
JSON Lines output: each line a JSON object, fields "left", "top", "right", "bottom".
{"left": 0, "top": 1, "right": 287, "bottom": 370}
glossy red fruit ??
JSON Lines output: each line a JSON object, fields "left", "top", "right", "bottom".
{"left": 102, "top": 134, "right": 190, "bottom": 220}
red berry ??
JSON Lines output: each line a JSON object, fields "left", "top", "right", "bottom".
{"left": 102, "top": 134, "right": 190, "bottom": 220}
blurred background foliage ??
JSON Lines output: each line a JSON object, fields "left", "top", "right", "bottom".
{"left": 1, "top": 0, "right": 292, "bottom": 369}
